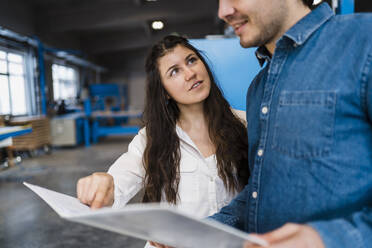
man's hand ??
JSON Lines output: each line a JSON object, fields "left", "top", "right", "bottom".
{"left": 244, "top": 223, "right": 325, "bottom": 248}
{"left": 76, "top": 172, "right": 114, "bottom": 209}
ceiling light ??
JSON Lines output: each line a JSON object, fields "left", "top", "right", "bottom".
{"left": 151, "top": 21, "right": 164, "bottom": 30}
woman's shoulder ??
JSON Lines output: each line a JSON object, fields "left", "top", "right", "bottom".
{"left": 138, "top": 127, "right": 147, "bottom": 136}
{"left": 231, "top": 108, "right": 247, "bottom": 125}
{"left": 127, "top": 127, "right": 147, "bottom": 153}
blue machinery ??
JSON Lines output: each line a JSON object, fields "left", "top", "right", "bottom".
{"left": 84, "top": 84, "right": 141, "bottom": 145}
{"left": 35, "top": 38, "right": 47, "bottom": 115}
{"left": 48, "top": 84, "right": 141, "bottom": 148}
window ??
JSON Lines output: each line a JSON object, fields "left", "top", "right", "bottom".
{"left": 0, "top": 49, "right": 28, "bottom": 115}
{"left": 52, "top": 64, "right": 78, "bottom": 102}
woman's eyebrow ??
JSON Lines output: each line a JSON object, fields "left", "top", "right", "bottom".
{"left": 185, "top": 53, "right": 195, "bottom": 61}
{"left": 166, "top": 64, "right": 178, "bottom": 75}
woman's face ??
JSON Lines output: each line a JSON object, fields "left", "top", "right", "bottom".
{"left": 158, "top": 45, "right": 211, "bottom": 107}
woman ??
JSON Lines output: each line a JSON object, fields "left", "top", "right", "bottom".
{"left": 76, "top": 35, "right": 249, "bottom": 246}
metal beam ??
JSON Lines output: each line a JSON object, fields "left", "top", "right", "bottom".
{"left": 338, "top": 0, "right": 355, "bottom": 14}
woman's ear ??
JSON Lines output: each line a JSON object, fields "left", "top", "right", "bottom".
{"left": 165, "top": 95, "right": 170, "bottom": 105}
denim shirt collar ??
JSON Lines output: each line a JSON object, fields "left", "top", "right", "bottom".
{"left": 255, "top": 46, "right": 272, "bottom": 67}
{"left": 255, "top": 3, "right": 334, "bottom": 67}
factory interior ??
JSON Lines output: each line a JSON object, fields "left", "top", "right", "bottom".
{"left": 0, "top": 0, "right": 371, "bottom": 247}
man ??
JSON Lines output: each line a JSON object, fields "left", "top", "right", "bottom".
{"left": 209, "top": 0, "right": 372, "bottom": 247}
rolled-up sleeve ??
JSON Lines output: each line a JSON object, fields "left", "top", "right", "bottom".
{"left": 208, "top": 185, "right": 248, "bottom": 230}
{"left": 366, "top": 53, "right": 372, "bottom": 122}
{"left": 309, "top": 208, "right": 372, "bottom": 248}
{"left": 108, "top": 128, "right": 147, "bottom": 208}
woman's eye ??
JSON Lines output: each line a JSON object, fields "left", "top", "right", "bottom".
{"left": 170, "top": 68, "right": 178, "bottom": 77}
{"left": 188, "top": 57, "right": 197, "bottom": 64}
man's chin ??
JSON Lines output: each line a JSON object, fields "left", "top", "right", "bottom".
{"left": 239, "top": 39, "right": 256, "bottom": 48}
{"left": 239, "top": 40, "right": 251, "bottom": 48}
{"left": 239, "top": 36, "right": 265, "bottom": 48}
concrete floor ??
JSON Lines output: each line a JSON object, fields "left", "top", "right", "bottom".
{"left": 0, "top": 137, "right": 146, "bottom": 248}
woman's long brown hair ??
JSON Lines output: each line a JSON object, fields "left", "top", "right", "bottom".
{"left": 143, "top": 35, "right": 249, "bottom": 204}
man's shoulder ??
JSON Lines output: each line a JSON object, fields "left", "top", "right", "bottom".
{"left": 324, "top": 13, "right": 372, "bottom": 42}
{"left": 332, "top": 11, "right": 372, "bottom": 20}
{"left": 331, "top": 13, "right": 372, "bottom": 31}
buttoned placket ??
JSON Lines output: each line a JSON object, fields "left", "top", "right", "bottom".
{"left": 176, "top": 127, "right": 218, "bottom": 212}
{"left": 200, "top": 154, "right": 218, "bottom": 213}
{"left": 247, "top": 43, "right": 289, "bottom": 233}
{"left": 208, "top": 170, "right": 218, "bottom": 214}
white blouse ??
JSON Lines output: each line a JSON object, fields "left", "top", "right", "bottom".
{"left": 107, "top": 126, "right": 236, "bottom": 218}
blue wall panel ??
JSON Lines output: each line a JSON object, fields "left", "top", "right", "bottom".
{"left": 191, "top": 38, "right": 261, "bottom": 111}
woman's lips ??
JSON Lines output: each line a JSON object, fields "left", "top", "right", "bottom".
{"left": 189, "top": 80, "right": 203, "bottom": 91}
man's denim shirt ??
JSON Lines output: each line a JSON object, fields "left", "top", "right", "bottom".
{"left": 210, "top": 3, "right": 372, "bottom": 247}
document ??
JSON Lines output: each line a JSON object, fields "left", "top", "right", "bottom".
{"left": 24, "top": 182, "right": 267, "bottom": 248}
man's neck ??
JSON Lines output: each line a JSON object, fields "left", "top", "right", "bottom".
{"left": 265, "top": 4, "right": 312, "bottom": 55}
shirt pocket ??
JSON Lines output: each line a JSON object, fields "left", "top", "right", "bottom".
{"left": 272, "top": 90, "right": 336, "bottom": 158}
{"left": 178, "top": 158, "right": 199, "bottom": 203}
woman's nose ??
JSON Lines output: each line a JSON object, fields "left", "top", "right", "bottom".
{"left": 184, "top": 67, "right": 196, "bottom": 81}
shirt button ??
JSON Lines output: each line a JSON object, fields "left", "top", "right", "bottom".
{"left": 252, "top": 191, "right": 258, "bottom": 199}
{"left": 293, "top": 43, "right": 298, "bottom": 47}
{"left": 257, "top": 149, "right": 264, "bottom": 157}
{"left": 261, "top": 106, "right": 268, "bottom": 114}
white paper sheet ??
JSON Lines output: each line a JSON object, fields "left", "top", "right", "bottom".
{"left": 24, "top": 182, "right": 268, "bottom": 248}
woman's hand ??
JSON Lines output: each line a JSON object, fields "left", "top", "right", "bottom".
{"left": 148, "top": 241, "right": 174, "bottom": 248}
{"left": 76, "top": 172, "right": 114, "bottom": 209}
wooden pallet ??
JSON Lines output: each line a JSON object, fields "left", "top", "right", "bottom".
{"left": 8, "top": 116, "right": 51, "bottom": 150}
{"left": 0, "top": 116, "right": 5, "bottom": 127}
